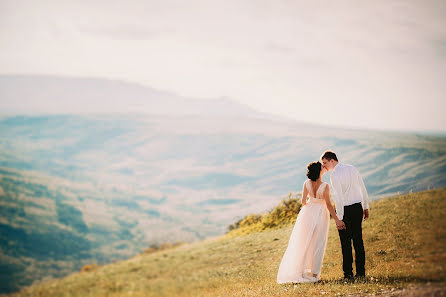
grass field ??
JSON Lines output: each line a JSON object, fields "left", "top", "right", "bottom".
{"left": 7, "top": 188, "right": 446, "bottom": 297}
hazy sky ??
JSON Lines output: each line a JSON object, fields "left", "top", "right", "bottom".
{"left": 1, "top": 0, "right": 446, "bottom": 131}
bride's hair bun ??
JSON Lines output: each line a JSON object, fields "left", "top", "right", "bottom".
{"left": 307, "top": 161, "right": 322, "bottom": 181}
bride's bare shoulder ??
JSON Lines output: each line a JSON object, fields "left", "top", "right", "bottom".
{"left": 324, "top": 182, "right": 331, "bottom": 190}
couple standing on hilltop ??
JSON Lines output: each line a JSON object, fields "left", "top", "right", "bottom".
{"left": 277, "top": 151, "right": 370, "bottom": 283}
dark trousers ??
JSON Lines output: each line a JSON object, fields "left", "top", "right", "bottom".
{"left": 338, "top": 203, "right": 365, "bottom": 277}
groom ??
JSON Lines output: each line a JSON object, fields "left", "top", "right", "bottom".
{"left": 321, "top": 151, "right": 370, "bottom": 279}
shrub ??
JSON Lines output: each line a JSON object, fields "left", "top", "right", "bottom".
{"left": 227, "top": 193, "right": 303, "bottom": 235}
{"left": 143, "top": 241, "right": 186, "bottom": 254}
{"left": 81, "top": 264, "right": 99, "bottom": 272}
{"left": 143, "top": 247, "right": 157, "bottom": 254}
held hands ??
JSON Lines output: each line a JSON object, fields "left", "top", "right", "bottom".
{"left": 336, "top": 220, "right": 346, "bottom": 230}
{"left": 335, "top": 210, "right": 369, "bottom": 230}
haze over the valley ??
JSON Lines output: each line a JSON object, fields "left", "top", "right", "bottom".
{"left": 1, "top": 0, "right": 446, "bottom": 293}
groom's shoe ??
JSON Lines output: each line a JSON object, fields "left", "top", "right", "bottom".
{"left": 343, "top": 275, "right": 354, "bottom": 283}
{"left": 355, "top": 274, "right": 366, "bottom": 280}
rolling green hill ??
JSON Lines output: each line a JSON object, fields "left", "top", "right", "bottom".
{"left": 1, "top": 113, "right": 446, "bottom": 293}
{"left": 7, "top": 188, "right": 446, "bottom": 297}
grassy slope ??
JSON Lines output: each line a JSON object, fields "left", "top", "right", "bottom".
{"left": 8, "top": 189, "right": 446, "bottom": 297}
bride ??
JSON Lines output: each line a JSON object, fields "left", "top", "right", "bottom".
{"left": 277, "top": 161, "right": 343, "bottom": 283}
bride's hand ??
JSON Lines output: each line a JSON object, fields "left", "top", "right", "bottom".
{"left": 336, "top": 220, "right": 346, "bottom": 230}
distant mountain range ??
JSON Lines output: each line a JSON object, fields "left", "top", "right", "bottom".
{"left": 0, "top": 75, "right": 445, "bottom": 293}
{"left": 0, "top": 75, "right": 264, "bottom": 117}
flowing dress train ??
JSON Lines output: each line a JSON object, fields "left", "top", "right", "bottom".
{"left": 277, "top": 180, "right": 330, "bottom": 283}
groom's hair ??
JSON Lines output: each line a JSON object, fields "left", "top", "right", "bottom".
{"left": 321, "top": 151, "right": 338, "bottom": 161}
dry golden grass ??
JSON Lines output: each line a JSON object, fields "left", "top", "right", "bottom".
{"left": 8, "top": 189, "right": 446, "bottom": 297}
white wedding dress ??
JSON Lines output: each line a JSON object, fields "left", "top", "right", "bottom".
{"left": 277, "top": 180, "right": 330, "bottom": 283}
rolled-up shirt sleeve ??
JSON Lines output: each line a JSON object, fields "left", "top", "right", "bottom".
{"left": 330, "top": 174, "right": 344, "bottom": 221}
{"left": 357, "top": 169, "right": 369, "bottom": 210}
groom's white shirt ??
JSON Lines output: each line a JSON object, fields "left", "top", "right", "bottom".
{"left": 330, "top": 163, "right": 369, "bottom": 221}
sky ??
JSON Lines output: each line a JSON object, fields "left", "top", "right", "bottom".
{"left": 1, "top": 0, "right": 446, "bottom": 132}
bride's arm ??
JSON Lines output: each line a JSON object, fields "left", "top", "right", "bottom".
{"left": 302, "top": 183, "right": 308, "bottom": 206}
{"left": 323, "top": 185, "right": 345, "bottom": 228}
